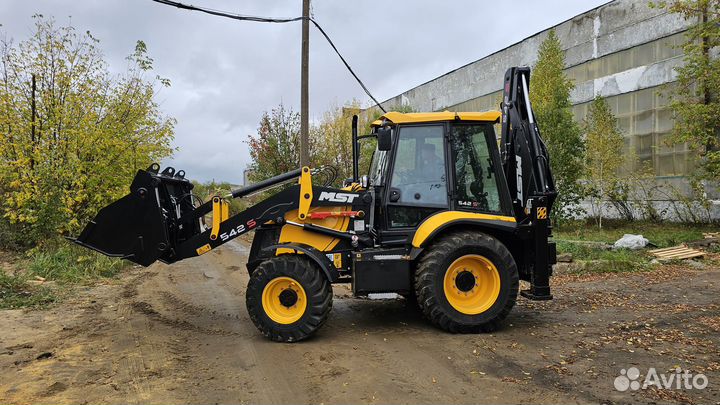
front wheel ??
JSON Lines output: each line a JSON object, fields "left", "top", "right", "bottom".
{"left": 414, "top": 230, "right": 518, "bottom": 333}
{"left": 246, "top": 256, "right": 332, "bottom": 342}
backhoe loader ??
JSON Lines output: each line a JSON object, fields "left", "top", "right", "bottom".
{"left": 72, "top": 67, "right": 557, "bottom": 342}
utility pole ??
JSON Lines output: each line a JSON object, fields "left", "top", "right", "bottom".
{"left": 300, "top": 0, "right": 310, "bottom": 167}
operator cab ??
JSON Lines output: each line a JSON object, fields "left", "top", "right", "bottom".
{"left": 367, "top": 111, "right": 514, "bottom": 246}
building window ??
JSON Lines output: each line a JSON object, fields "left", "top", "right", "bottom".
{"left": 573, "top": 83, "right": 689, "bottom": 176}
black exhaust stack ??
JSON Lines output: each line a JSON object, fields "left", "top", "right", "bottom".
{"left": 351, "top": 114, "right": 359, "bottom": 181}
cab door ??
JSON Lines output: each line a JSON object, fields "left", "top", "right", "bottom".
{"left": 448, "top": 122, "right": 512, "bottom": 216}
{"left": 380, "top": 124, "right": 449, "bottom": 245}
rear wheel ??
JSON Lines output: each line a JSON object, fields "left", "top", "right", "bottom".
{"left": 246, "top": 256, "right": 332, "bottom": 342}
{"left": 414, "top": 230, "right": 518, "bottom": 333}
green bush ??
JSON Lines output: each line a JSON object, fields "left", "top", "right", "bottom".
{"left": 0, "top": 17, "right": 174, "bottom": 247}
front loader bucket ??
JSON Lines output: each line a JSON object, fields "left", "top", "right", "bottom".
{"left": 71, "top": 164, "right": 198, "bottom": 267}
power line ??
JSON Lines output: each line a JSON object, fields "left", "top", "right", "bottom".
{"left": 148, "top": 0, "right": 387, "bottom": 113}
{"left": 151, "top": 0, "right": 303, "bottom": 23}
{"left": 307, "top": 19, "right": 385, "bottom": 113}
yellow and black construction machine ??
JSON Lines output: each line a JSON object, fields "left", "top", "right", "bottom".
{"left": 72, "top": 67, "right": 557, "bottom": 342}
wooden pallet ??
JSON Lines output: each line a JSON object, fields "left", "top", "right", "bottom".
{"left": 649, "top": 245, "right": 705, "bottom": 261}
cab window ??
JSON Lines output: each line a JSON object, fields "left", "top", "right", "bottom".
{"left": 450, "top": 124, "right": 501, "bottom": 213}
{"left": 387, "top": 125, "right": 447, "bottom": 228}
{"left": 389, "top": 125, "right": 447, "bottom": 206}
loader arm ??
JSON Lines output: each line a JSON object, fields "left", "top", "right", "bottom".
{"left": 72, "top": 165, "right": 371, "bottom": 267}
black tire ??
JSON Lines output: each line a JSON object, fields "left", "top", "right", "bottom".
{"left": 414, "top": 230, "right": 519, "bottom": 333}
{"left": 246, "top": 255, "right": 332, "bottom": 342}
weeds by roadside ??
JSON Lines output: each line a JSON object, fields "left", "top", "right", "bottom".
{"left": 554, "top": 241, "right": 648, "bottom": 274}
{"left": 27, "top": 245, "right": 126, "bottom": 283}
{"left": 0, "top": 270, "right": 56, "bottom": 309}
{"left": 0, "top": 244, "right": 128, "bottom": 309}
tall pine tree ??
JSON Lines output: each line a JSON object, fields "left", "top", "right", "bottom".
{"left": 530, "top": 29, "right": 585, "bottom": 221}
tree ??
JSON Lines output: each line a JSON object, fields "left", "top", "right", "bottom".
{"left": 311, "top": 101, "right": 361, "bottom": 183}
{"left": 191, "top": 180, "right": 247, "bottom": 215}
{"left": 247, "top": 103, "right": 301, "bottom": 182}
{"left": 584, "top": 95, "right": 624, "bottom": 227}
{"left": 310, "top": 101, "right": 416, "bottom": 184}
{"left": 0, "top": 16, "right": 174, "bottom": 245}
{"left": 247, "top": 101, "right": 417, "bottom": 190}
{"left": 530, "top": 29, "right": 585, "bottom": 222}
{"left": 655, "top": 0, "right": 720, "bottom": 182}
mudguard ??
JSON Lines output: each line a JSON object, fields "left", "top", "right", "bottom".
{"left": 254, "top": 243, "right": 340, "bottom": 282}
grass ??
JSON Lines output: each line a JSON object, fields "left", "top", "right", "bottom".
{"left": 26, "top": 244, "right": 126, "bottom": 283}
{"left": 0, "top": 243, "right": 128, "bottom": 309}
{"left": 554, "top": 240, "right": 649, "bottom": 274}
{"left": 554, "top": 219, "right": 711, "bottom": 247}
{"left": 0, "top": 270, "right": 56, "bottom": 309}
{"left": 553, "top": 220, "right": 716, "bottom": 275}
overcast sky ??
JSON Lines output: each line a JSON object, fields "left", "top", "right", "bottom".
{"left": 1, "top": 0, "right": 607, "bottom": 184}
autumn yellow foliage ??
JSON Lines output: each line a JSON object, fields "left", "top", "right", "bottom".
{"left": 0, "top": 16, "right": 174, "bottom": 246}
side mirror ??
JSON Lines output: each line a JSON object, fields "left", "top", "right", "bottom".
{"left": 360, "top": 175, "right": 369, "bottom": 188}
{"left": 377, "top": 127, "right": 392, "bottom": 151}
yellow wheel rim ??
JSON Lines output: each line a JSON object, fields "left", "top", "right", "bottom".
{"left": 261, "top": 277, "right": 307, "bottom": 324}
{"left": 443, "top": 254, "right": 501, "bottom": 315}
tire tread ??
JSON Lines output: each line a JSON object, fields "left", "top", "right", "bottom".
{"left": 246, "top": 255, "right": 332, "bottom": 342}
{"left": 414, "top": 230, "right": 519, "bottom": 333}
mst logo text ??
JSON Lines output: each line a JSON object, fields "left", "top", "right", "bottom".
{"left": 318, "top": 192, "right": 358, "bottom": 203}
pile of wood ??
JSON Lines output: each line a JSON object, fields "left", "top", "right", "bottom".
{"left": 649, "top": 245, "right": 705, "bottom": 261}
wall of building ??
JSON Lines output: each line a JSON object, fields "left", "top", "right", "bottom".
{"left": 378, "top": 0, "right": 690, "bottom": 112}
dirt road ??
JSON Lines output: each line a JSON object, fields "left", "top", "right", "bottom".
{"left": 1, "top": 240, "right": 718, "bottom": 404}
